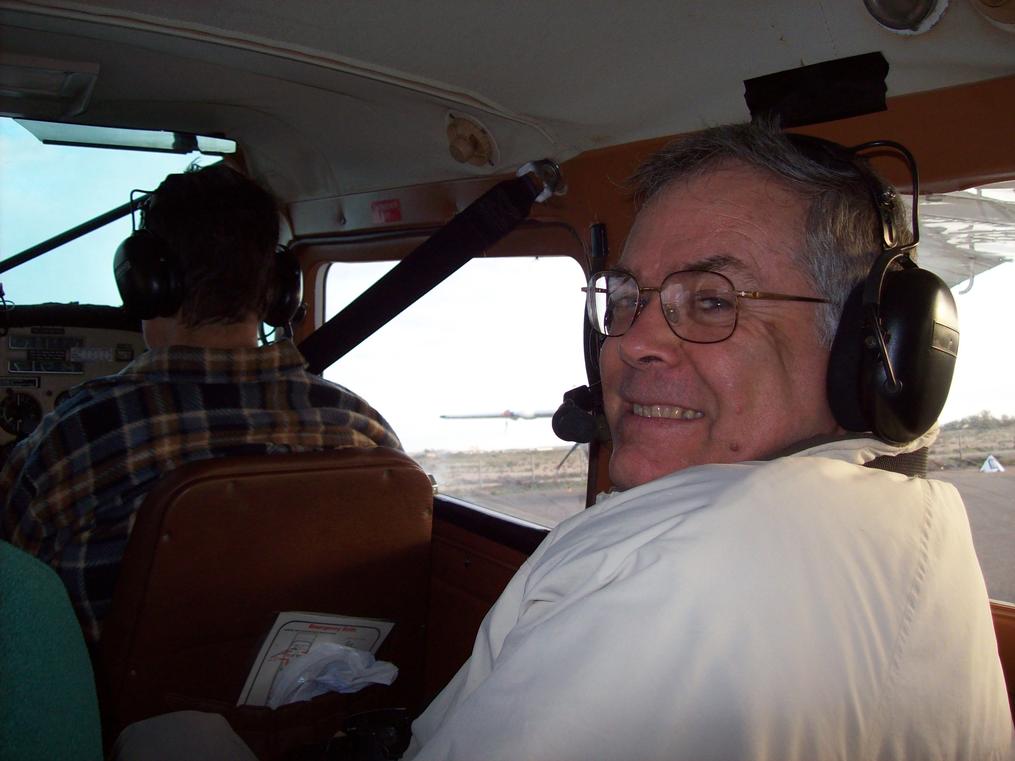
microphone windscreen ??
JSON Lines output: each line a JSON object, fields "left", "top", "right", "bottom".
{"left": 552, "top": 402, "right": 599, "bottom": 443}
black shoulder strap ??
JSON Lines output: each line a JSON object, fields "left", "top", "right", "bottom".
{"left": 299, "top": 174, "right": 541, "bottom": 374}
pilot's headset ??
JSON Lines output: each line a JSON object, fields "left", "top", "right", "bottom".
{"left": 788, "top": 135, "right": 959, "bottom": 444}
{"left": 552, "top": 224, "right": 610, "bottom": 445}
{"left": 113, "top": 188, "right": 302, "bottom": 328}
{"left": 113, "top": 190, "right": 183, "bottom": 320}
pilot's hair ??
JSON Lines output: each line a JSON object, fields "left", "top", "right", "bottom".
{"left": 630, "top": 120, "right": 911, "bottom": 347}
{"left": 142, "top": 163, "right": 280, "bottom": 327}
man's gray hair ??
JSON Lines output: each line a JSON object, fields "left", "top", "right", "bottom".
{"left": 630, "top": 121, "right": 912, "bottom": 346}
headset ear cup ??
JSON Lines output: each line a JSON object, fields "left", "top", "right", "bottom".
{"left": 865, "top": 267, "right": 958, "bottom": 443}
{"left": 264, "top": 246, "right": 303, "bottom": 328}
{"left": 827, "top": 283, "right": 870, "bottom": 433}
{"left": 113, "top": 229, "right": 183, "bottom": 319}
{"left": 829, "top": 267, "right": 960, "bottom": 443}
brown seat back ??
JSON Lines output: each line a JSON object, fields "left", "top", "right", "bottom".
{"left": 98, "top": 447, "right": 433, "bottom": 754}
{"left": 992, "top": 600, "right": 1015, "bottom": 724}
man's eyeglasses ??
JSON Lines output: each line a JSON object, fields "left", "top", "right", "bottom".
{"left": 583, "top": 270, "right": 829, "bottom": 344}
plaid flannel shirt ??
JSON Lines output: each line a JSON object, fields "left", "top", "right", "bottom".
{"left": 0, "top": 339, "right": 400, "bottom": 644}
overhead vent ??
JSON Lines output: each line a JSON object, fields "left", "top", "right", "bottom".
{"left": 446, "top": 113, "right": 499, "bottom": 167}
{"left": 862, "top": 0, "right": 950, "bottom": 34}
{"left": 969, "top": 0, "right": 1015, "bottom": 31}
{"left": 0, "top": 53, "right": 98, "bottom": 120}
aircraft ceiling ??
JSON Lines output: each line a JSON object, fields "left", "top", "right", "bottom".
{"left": 1, "top": 0, "right": 1013, "bottom": 205}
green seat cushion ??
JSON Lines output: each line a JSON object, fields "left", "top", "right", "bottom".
{"left": 0, "top": 541, "right": 102, "bottom": 761}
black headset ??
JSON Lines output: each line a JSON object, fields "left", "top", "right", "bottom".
{"left": 791, "top": 135, "right": 959, "bottom": 444}
{"left": 113, "top": 220, "right": 182, "bottom": 321}
{"left": 113, "top": 192, "right": 303, "bottom": 328}
{"left": 552, "top": 223, "right": 610, "bottom": 444}
{"left": 264, "top": 245, "right": 304, "bottom": 329}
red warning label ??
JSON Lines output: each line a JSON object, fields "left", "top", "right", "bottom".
{"left": 371, "top": 199, "right": 402, "bottom": 223}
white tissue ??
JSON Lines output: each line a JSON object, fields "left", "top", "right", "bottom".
{"left": 266, "top": 643, "right": 398, "bottom": 709}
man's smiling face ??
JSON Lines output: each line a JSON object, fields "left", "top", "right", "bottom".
{"left": 601, "top": 162, "right": 842, "bottom": 490}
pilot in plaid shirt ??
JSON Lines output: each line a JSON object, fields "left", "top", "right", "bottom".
{"left": 0, "top": 340, "right": 400, "bottom": 644}
{"left": 1, "top": 163, "right": 401, "bottom": 646}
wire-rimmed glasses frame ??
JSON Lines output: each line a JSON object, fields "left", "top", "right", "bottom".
{"left": 583, "top": 269, "right": 830, "bottom": 344}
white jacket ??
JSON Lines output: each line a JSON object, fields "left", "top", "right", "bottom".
{"left": 409, "top": 434, "right": 1013, "bottom": 760}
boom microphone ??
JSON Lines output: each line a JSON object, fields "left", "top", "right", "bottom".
{"left": 552, "top": 385, "right": 609, "bottom": 443}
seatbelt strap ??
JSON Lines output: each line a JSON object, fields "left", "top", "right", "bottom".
{"left": 299, "top": 173, "right": 543, "bottom": 375}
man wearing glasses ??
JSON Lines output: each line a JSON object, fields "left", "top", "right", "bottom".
{"left": 407, "top": 123, "right": 1012, "bottom": 759}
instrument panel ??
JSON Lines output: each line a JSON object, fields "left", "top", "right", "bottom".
{"left": 0, "top": 304, "right": 146, "bottom": 449}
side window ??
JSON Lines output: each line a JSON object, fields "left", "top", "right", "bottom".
{"left": 930, "top": 182, "right": 1015, "bottom": 605}
{"left": 323, "top": 255, "right": 590, "bottom": 527}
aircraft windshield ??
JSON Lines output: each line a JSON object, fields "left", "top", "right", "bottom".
{"left": 0, "top": 117, "right": 219, "bottom": 307}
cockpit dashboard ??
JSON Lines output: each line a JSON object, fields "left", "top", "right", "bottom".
{"left": 0, "top": 304, "right": 145, "bottom": 462}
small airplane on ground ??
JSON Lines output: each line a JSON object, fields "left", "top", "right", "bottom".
{"left": 440, "top": 410, "right": 554, "bottom": 421}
